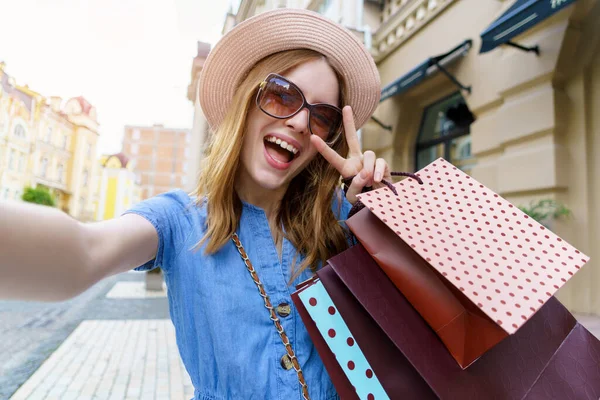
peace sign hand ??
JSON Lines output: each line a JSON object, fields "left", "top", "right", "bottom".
{"left": 310, "top": 106, "right": 392, "bottom": 205}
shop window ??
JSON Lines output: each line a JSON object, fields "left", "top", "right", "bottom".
{"left": 82, "top": 169, "right": 89, "bottom": 186}
{"left": 46, "top": 127, "right": 53, "bottom": 143}
{"left": 415, "top": 92, "right": 475, "bottom": 174}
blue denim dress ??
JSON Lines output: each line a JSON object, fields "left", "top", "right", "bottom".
{"left": 124, "top": 189, "right": 352, "bottom": 400}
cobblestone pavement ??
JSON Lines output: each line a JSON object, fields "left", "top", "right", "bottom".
{"left": 0, "top": 272, "right": 172, "bottom": 400}
{"left": 9, "top": 319, "right": 193, "bottom": 400}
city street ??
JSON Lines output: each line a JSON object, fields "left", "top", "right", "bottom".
{"left": 0, "top": 271, "right": 193, "bottom": 400}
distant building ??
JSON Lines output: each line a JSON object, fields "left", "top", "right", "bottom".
{"left": 122, "top": 124, "right": 191, "bottom": 200}
{"left": 0, "top": 62, "right": 101, "bottom": 221}
{"left": 186, "top": 41, "right": 211, "bottom": 193}
{"left": 96, "top": 152, "right": 141, "bottom": 220}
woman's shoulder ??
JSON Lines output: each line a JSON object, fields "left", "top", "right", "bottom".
{"left": 125, "top": 189, "right": 207, "bottom": 228}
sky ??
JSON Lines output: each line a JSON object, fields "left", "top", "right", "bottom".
{"left": 0, "top": 0, "right": 232, "bottom": 154}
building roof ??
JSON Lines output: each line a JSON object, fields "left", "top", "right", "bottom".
{"left": 75, "top": 96, "right": 93, "bottom": 115}
{"left": 1, "top": 71, "right": 34, "bottom": 112}
{"left": 102, "top": 152, "right": 130, "bottom": 169}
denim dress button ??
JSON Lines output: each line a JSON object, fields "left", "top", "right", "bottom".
{"left": 280, "top": 354, "right": 293, "bottom": 370}
{"left": 276, "top": 303, "right": 291, "bottom": 317}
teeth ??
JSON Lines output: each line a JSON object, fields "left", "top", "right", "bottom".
{"left": 265, "top": 135, "right": 299, "bottom": 155}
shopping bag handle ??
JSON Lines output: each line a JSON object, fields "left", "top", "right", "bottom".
{"left": 342, "top": 172, "right": 423, "bottom": 219}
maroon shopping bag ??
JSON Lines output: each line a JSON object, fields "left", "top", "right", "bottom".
{"left": 307, "top": 243, "right": 600, "bottom": 399}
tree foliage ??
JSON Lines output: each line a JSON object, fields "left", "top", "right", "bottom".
{"left": 518, "top": 199, "right": 571, "bottom": 226}
{"left": 21, "top": 186, "right": 56, "bottom": 207}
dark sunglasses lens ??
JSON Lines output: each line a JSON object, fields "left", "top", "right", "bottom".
{"left": 258, "top": 77, "right": 303, "bottom": 118}
{"left": 310, "top": 106, "right": 343, "bottom": 141}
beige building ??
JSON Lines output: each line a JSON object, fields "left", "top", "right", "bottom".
{"left": 369, "top": 0, "right": 599, "bottom": 314}
{"left": 0, "top": 63, "right": 101, "bottom": 221}
{"left": 0, "top": 64, "right": 35, "bottom": 203}
{"left": 186, "top": 41, "right": 212, "bottom": 192}
{"left": 29, "top": 96, "right": 75, "bottom": 213}
{"left": 122, "top": 124, "right": 191, "bottom": 200}
{"left": 225, "top": 0, "right": 600, "bottom": 314}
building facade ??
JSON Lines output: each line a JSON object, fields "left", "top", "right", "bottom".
{"left": 370, "top": 0, "right": 599, "bottom": 314}
{"left": 96, "top": 153, "right": 142, "bottom": 220}
{"left": 0, "top": 63, "right": 101, "bottom": 221}
{"left": 0, "top": 65, "right": 35, "bottom": 203}
{"left": 122, "top": 124, "right": 191, "bottom": 200}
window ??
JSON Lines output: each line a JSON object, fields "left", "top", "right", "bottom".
{"left": 185, "top": 133, "right": 191, "bottom": 143}
{"left": 18, "top": 154, "right": 25, "bottom": 172}
{"left": 183, "top": 162, "right": 188, "bottom": 173}
{"left": 131, "top": 143, "right": 139, "bottom": 155}
{"left": 57, "top": 163, "right": 64, "bottom": 183}
{"left": 46, "top": 127, "right": 53, "bottom": 143}
{"left": 132, "top": 129, "right": 141, "bottom": 140}
{"left": 86, "top": 143, "right": 92, "bottom": 157}
{"left": 416, "top": 92, "right": 475, "bottom": 174}
{"left": 79, "top": 197, "right": 86, "bottom": 213}
{"left": 82, "top": 169, "right": 89, "bottom": 186}
{"left": 13, "top": 124, "right": 26, "bottom": 139}
{"left": 184, "top": 148, "right": 190, "bottom": 158}
{"left": 62, "top": 134, "right": 68, "bottom": 149}
{"left": 40, "top": 157, "right": 49, "bottom": 177}
{"left": 3, "top": 188, "right": 9, "bottom": 200}
{"left": 181, "top": 176, "right": 188, "bottom": 186}
{"left": 13, "top": 190, "right": 20, "bottom": 201}
{"left": 9, "top": 150, "right": 15, "bottom": 170}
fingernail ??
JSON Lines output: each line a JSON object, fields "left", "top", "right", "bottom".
{"left": 375, "top": 172, "right": 382, "bottom": 181}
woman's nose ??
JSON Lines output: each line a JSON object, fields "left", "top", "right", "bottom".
{"left": 285, "top": 108, "right": 309, "bottom": 134}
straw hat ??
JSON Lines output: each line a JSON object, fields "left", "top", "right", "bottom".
{"left": 199, "top": 8, "right": 381, "bottom": 131}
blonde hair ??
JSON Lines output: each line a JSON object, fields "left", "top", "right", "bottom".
{"left": 194, "top": 49, "right": 350, "bottom": 281}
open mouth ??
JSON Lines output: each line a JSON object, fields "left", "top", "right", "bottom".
{"left": 263, "top": 135, "right": 300, "bottom": 164}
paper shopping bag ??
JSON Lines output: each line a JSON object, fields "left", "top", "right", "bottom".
{"left": 326, "top": 243, "right": 600, "bottom": 399}
{"left": 292, "top": 277, "right": 359, "bottom": 400}
{"left": 347, "top": 157, "right": 590, "bottom": 368}
{"left": 293, "top": 276, "right": 390, "bottom": 400}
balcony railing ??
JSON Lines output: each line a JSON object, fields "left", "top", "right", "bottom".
{"left": 372, "top": 0, "right": 456, "bottom": 62}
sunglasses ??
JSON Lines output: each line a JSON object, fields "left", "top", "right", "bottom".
{"left": 256, "top": 73, "right": 343, "bottom": 144}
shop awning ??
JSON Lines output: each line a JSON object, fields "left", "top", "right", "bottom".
{"left": 480, "top": 0, "right": 579, "bottom": 54}
{"left": 380, "top": 39, "right": 472, "bottom": 103}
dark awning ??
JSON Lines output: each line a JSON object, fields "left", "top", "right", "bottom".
{"left": 380, "top": 40, "right": 472, "bottom": 103}
{"left": 480, "top": 0, "right": 579, "bottom": 54}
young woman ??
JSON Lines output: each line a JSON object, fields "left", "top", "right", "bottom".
{"left": 0, "top": 9, "right": 392, "bottom": 399}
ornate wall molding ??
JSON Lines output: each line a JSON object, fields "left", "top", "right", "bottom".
{"left": 372, "top": 0, "right": 457, "bottom": 62}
